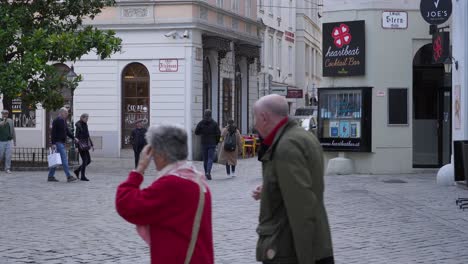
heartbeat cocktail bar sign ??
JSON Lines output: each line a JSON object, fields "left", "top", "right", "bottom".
{"left": 322, "top": 20, "right": 365, "bottom": 77}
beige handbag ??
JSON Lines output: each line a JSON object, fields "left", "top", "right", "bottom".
{"left": 184, "top": 177, "right": 205, "bottom": 264}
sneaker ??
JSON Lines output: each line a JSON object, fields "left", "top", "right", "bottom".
{"left": 47, "top": 177, "right": 59, "bottom": 182}
{"left": 205, "top": 174, "right": 212, "bottom": 180}
{"left": 67, "top": 176, "right": 78, "bottom": 183}
{"left": 5, "top": 170, "right": 11, "bottom": 174}
{"left": 231, "top": 172, "right": 236, "bottom": 177}
{"left": 73, "top": 169, "right": 80, "bottom": 178}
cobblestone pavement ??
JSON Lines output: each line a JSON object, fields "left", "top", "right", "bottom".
{"left": 1, "top": 157, "right": 468, "bottom": 264}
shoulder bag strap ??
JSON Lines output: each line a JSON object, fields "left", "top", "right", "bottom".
{"left": 184, "top": 178, "right": 205, "bottom": 264}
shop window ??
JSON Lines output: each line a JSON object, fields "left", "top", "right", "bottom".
{"left": 121, "top": 63, "right": 150, "bottom": 148}
{"left": 388, "top": 88, "right": 408, "bottom": 125}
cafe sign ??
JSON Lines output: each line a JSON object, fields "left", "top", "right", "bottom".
{"left": 322, "top": 20, "right": 365, "bottom": 77}
{"left": 382, "top": 11, "right": 408, "bottom": 29}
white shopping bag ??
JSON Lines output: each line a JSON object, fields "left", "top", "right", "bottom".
{"left": 47, "top": 148, "right": 62, "bottom": 168}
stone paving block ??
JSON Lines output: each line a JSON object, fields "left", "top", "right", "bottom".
{"left": 2, "top": 158, "right": 468, "bottom": 263}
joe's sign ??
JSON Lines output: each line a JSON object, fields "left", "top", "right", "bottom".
{"left": 322, "top": 20, "right": 365, "bottom": 77}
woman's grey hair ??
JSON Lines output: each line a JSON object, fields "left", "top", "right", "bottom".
{"left": 80, "top": 113, "right": 89, "bottom": 119}
{"left": 59, "top": 107, "right": 68, "bottom": 114}
{"left": 146, "top": 125, "right": 188, "bottom": 163}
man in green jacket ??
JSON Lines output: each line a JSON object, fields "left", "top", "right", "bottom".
{"left": 0, "top": 110, "right": 16, "bottom": 173}
{"left": 252, "top": 94, "right": 334, "bottom": 264}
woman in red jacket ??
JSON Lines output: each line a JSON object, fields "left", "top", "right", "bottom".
{"left": 116, "top": 125, "right": 214, "bottom": 264}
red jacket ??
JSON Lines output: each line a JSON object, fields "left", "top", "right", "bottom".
{"left": 116, "top": 171, "right": 214, "bottom": 264}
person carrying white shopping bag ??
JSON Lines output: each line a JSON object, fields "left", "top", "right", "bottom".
{"left": 47, "top": 107, "right": 79, "bottom": 183}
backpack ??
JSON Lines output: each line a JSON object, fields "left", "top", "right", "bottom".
{"left": 223, "top": 130, "right": 237, "bottom": 152}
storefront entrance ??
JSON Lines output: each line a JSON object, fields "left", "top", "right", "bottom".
{"left": 121, "top": 63, "right": 150, "bottom": 149}
{"left": 413, "top": 44, "right": 451, "bottom": 168}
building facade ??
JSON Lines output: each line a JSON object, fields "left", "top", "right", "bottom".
{"left": 257, "top": 0, "right": 299, "bottom": 112}
{"left": 295, "top": 0, "right": 323, "bottom": 107}
{"left": 319, "top": 0, "right": 452, "bottom": 174}
{"left": 12, "top": 0, "right": 261, "bottom": 159}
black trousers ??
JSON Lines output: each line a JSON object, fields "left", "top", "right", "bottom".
{"left": 226, "top": 164, "right": 236, "bottom": 174}
{"left": 77, "top": 150, "right": 91, "bottom": 177}
{"left": 134, "top": 145, "right": 144, "bottom": 168}
{"left": 263, "top": 256, "right": 334, "bottom": 264}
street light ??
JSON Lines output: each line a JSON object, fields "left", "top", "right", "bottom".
{"left": 66, "top": 65, "right": 78, "bottom": 162}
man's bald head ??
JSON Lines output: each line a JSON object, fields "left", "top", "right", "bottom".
{"left": 254, "top": 94, "right": 289, "bottom": 118}
{"left": 253, "top": 94, "right": 289, "bottom": 138}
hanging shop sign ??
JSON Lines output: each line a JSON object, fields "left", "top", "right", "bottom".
{"left": 322, "top": 20, "right": 365, "bottom": 77}
{"left": 286, "top": 88, "right": 303, "bottom": 99}
{"left": 420, "top": 0, "right": 452, "bottom": 25}
{"left": 285, "top": 31, "right": 295, "bottom": 43}
{"left": 432, "top": 31, "right": 450, "bottom": 63}
{"left": 159, "top": 59, "right": 178, "bottom": 72}
{"left": 382, "top": 11, "right": 408, "bottom": 29}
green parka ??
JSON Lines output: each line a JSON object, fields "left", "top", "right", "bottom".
{"left": 256, "top": 119, "right": 333, "bottom": 264}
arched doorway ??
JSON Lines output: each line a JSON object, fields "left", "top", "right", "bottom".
{"left": 234, "top": 64, "right": 242, "bottom": 131}
{"left": 203, "top": 57, "right": 212, "bottom": 111}
{"left": 45, "top": 63, "right": 72, "bottom": 147}
{"left": 413, "top": 44, "right": 451, "bottom": 167}
{"left": 121, "top": 63, "right": 150, "bottom": 149}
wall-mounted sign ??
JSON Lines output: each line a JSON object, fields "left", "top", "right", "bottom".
{"left": 11, "top": 98, "right": 36, "bottom": 127}
{"left": 286, "top": 88, "right": 303, "bottom": 98}
{"left": 382, "top": 11, "right": 408, "bottom": 29}
{"left": 420, "top": 0, "right": 452, "bottom": 25}
{"left": 271, "top": 86, "right": 287, "bottom": 96}
{"left": 323, "top": 20, "right": 365, "bottom": 77}
{"left": 432, "top": 31, "right": 450, "bottom": 63}
{"left": 285, "top": 31, "right": 295, "bottom": 43}
{"left": 159, "top": 59, "right": 178, "bottom": 72}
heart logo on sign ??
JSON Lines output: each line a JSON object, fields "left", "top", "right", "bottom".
{"left": 332, "top": 24, "right": 352, "bottom": 48}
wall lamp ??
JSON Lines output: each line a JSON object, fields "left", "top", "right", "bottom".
{"left": 443, "top": 56, "right": 458, "bottom": 73}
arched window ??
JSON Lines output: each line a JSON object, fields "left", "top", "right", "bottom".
{"left": 203, "top": 57, "right": 212, "bottom": 111}
{"left": 121, "top": 63, "right": 150, "bottom": 148}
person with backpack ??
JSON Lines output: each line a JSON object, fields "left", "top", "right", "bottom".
{"left": 219, "top": 119, "right": 242, "bottom": 177}
{"left": 195, "top": 109, "right": 221, "bottom": 180}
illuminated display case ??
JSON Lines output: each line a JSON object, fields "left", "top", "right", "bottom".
{"left": 317, "top": 87, "right": 372, "bottom": 152}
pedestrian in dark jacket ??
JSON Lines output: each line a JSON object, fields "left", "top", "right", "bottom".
{"left": 48, "top": 107, "right": 79, "bottom": 183}
{"left": 194, "top": 109, "right": 220, "bottom": 180}
{"left": 74, "top": 113, "right": 93, "bottom": 181}
{"left": 252, "top": 94, "right": 334, "bottom": 264}
{"left": 130, "top": 119, "right": 147, "bottom": 168}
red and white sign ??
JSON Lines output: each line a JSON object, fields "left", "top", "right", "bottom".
{"left": 159, "top": 59, "right": 178, "bottom": 72}
{"left": 285, "top": 31, "right": 295, "bottom": 43}
{"left": 286, "top": 88, "right": 303, "bottom": 98}
{"left": 332, "top": 24, "right": 352, "bottom": 48}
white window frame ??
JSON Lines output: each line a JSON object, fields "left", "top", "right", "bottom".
{"left": 245, "top": 0, "right": 252, "bottom": 17}
{"left": 232, "top": 0, "right": 240, "bottom": 13}
{"left": 276, "top": 38, "right": 282, "bottom": 70}
{"left": 288, "top": 0, "right": 293, "bottom": 29}
{"left": 288, "top": 46, "right": 293, "bottom": 75}
{"left": 268, "top": 35, "right": 274, "bottom": 68}
{"left": 217, "top": 13, "right": 224, "bottom": 25}
{"left": 305, "top": 45, "right": 310, "bottom": 76}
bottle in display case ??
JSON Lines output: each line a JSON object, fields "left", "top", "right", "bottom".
{"left": 317, "top": 87, "right": 372, "bottom": 152}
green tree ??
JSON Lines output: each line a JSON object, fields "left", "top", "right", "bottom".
{"left": 0, "top": 0, "right": 122, "bottom": 111}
